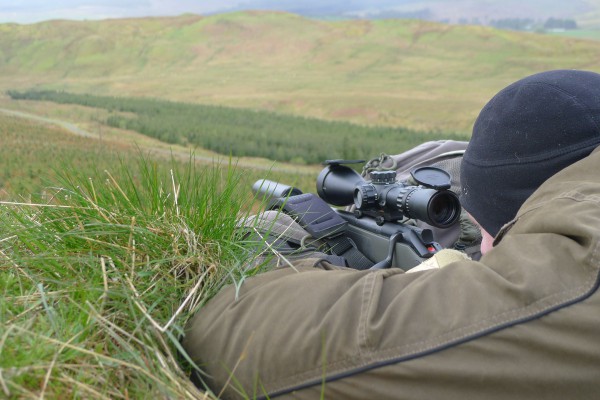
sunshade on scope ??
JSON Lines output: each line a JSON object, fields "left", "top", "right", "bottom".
{"left": 316, "top": 160, "right": 461, "bottom": 228}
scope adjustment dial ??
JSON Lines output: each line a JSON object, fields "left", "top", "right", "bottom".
{"left": 396, "top": 186, "right": 416, "bottom": 216}
{"left": 370, "top": 170, "right": 397, "bottom": 184}
{"left": 355, "top": 184, "right": 378, "bottom": 209}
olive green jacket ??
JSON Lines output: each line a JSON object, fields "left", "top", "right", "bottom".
{"left": 183, "top": 148, "right": 600, "bottom": 399}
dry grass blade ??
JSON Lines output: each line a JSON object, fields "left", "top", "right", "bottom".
{"left": 40, "top": 332, "right": 82, "bottom": 400}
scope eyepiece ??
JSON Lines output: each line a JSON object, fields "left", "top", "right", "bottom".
{"left": 396, "top": 186, "right": 460, "bottom": 228}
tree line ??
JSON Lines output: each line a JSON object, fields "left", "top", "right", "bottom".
{"left": 8, "top": 90, "right": 467, "bottom": 165}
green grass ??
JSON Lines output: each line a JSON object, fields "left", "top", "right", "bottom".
{"left": 0, "top": 114, "right": 133, "bottom": 196}
{"left": 0, "top": 98, "right": 339, "bottom": 398}
{"left": 0, "top": 112, "right": 319, "bottom": 199}
{"left": 0, "top": 103, "right": 330, "bottom": 399}
{"left": 0, "top": 149, "right": 266, "bottom": 399}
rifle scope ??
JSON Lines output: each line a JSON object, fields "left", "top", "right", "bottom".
{"left": 316, "top": 163, "right": 461, "bottom": 228}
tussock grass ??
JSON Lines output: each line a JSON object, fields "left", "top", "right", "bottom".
{"left": 0, "top": 155, "right": 258, "bottom": 399}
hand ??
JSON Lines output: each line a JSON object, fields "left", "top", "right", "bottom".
{"left": 407, "top": 249, "right": 469, "bottom": 273}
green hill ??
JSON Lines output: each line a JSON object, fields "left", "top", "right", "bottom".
{"left": 2, "top": 11, "right": 600, "bottom": 133}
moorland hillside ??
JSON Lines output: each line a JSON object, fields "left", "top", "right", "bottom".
{"left": 2, "top": 11, "right": 600, "bottom": 132}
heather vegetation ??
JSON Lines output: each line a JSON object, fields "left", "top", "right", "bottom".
{"left": 8, "top": 90, "right": 466, "bottom": 164}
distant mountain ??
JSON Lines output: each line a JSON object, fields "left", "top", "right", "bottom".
{"left": 234, "top": 0, "right": 404, "bottom": 17}
{"left": 2, "top": 11, "right": 600, "bottom": 133}
{"left": 231, "top": 0, "right": 600, "bottom": 27}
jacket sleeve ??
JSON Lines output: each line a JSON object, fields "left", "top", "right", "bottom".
{"left": 182, "top": 151, "right": 600, "bottom": 400}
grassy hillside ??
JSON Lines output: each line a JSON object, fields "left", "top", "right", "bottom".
{"left": 2, "top": 12, "right": 600, "bottom": 133}
{"left": 0, "top": 111, "right": 318, "bottom": 199}
{"left": 0, "top": 113, "right": 128, "bottom": 196}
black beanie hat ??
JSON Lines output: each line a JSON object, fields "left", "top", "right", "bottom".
{"left": 460, "top": 69, "right": 600, "bottom": 237}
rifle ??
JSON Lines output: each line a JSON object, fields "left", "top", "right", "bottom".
{"left": 252, "top": 160, "right": 461, "bottom": 271}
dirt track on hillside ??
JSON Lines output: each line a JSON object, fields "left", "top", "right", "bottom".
{"left": 0, "top": 108, "right": 99, "bottom": 138}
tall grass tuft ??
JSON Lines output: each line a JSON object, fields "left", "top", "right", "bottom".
{"left": 0, "top": 154, "right": 255, "bottom": 399}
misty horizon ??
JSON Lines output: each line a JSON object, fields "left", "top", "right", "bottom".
{"left": 0, "top": 0, "right": 593, "bottom": 25}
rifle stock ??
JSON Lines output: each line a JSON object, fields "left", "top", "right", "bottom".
{"left": 335, "top": 210, "right": 441, "bottom": 270}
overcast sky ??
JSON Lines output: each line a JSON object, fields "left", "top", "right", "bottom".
{"left": 1, "top": 0, "right": 582, "bottom": 25}
{"left": 0, "top": 0, "right": 244, "bottom": 24}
